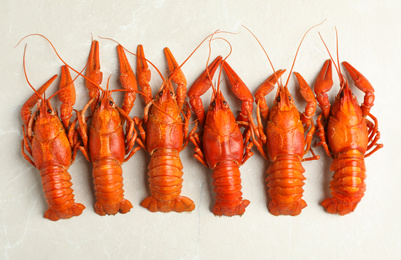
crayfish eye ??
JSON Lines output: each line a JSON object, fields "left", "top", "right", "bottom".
{"left": 340, "top": 91, "right": 344, "bottom": 98}
{"left": 223, "top": 101, "right": 227, "bottom": 105}
{"left": 211, "top": 101, "right": 216, "bottom": 106}
{"left": 288, "top": 96, "right": 292, "bottom": 101}
{"left": 170, "top": 91, "right": 173, "bottom": 96}
{"left": 47, "top": 109, "right": 52, "bottom": 113}
{"left": 109, "top": 100, "right": 113, "bottom": 106}
{"left": 98, "top": 101, "right": 102, "bottom": 107}
{"left": 276, "top": 96, "right": 281, "bottom": 102}
{"left": 159, "top": 91, "right": 163, "bottom": 97}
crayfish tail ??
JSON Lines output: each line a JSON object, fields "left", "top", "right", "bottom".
{"left": 71, "top": 203, "right": 85, "bottom": 216}
{"left": 212, "top": 199, "right": 250, "bottom": 217}
{"left": 41, "top": 166, "right": 84, "bottom": 221}
{"left": 44, "top": 209, "right": 61, "bottom": 221}
{"left": 44, "top": 202, "right": 85, "bottom": 221}
{"left": 323, "top": 149, "right": 366, "bottom": 215}
{"left": 268, "top": 199, "right": 307, "bottom": 216}
{"left": 143, "top": 148, "right": 194, "bottom": 213}
{"left": 211, "top": 161, "right": 250, "bottom": 217}
{"left": 140, "top": 196, "right": 158, "bottom": 212}
{"left": 94, "top": 201, "right": 107, "bottom": 216}
{"left": 173, "top": 196, "right": 195, "bottom": 212}
{"left": 321, "top": 197, "right": 358, "bottom": 216}
{"left": 94, "top": 199, "right": 133, "bottom": 216}
{"left": 266, "top": 155, "right": 307, "bottom": 216}
{"left": 119, "top": 199, "right": 133, "bottom": 214}
{"left": 140, "top": 196, "right": 195, "bottom": 213}
{"left": 92, "top": 159, "right": 132, "bottom": 215}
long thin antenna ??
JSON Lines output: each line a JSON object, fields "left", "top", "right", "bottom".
{"left": 23, "top": 44, "right": 45, "bottom": 102}
{"left": 206, "top": 30, "right": 218, "bottom": 94}
{"left": 217, "top": 37, "right": 233, "bottom": 94}
{"left": 284, "top": 20, "right": 326, "bottom": 88}
{"left": 335, "top": 28, "right": 341, "bottom": 75}
{"left": 242, "top": 25, "right": 277, "bottom": 76}
{"left": 17, "top": 34, "right": 105, "bottom": 92}
{"left": 334, "top": 27, "right": 345, "bottom": 85}
{"left": 177, "top": 30, "right": 236, "bottom": 71}
{"left": 318, "top": 32, "right": 342, "bottom": 82}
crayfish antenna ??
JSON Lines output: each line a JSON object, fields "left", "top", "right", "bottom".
{"left": 18, "top": 33, "right": 104, "bottom": 93}
{"left": 318, "top": 31, "right": 344, "bottom": 86}
{"left": 242, "top": 25, "right": 278, "bottom": 80}
{"left": 284, "top": 20, "right": 325, "bottom": 89}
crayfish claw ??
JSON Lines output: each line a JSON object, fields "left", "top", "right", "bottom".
{"left": 314, "top": 60, "right": 333, "bottom": 118}
{"left": 342, "top": 61, "right": 374, "bottom": 93}
{"left": 136, "top": 45, "right": 152, "bottom": 104}
{"left": 221, "top": 60, "right": 254, "bottom": 122}
{"left": 21, "top": 74, "right": 57, "bottom": 125}
{"left": 342, "top": 61, "right": 375, "bottom": 116}
{"left": 118, "top": 45, "right": 138, "bottom": 115}
{"left": 188, "top": 56, "right": 223, "bottom": 125}
{"left": 59, "top": 66, "right": 76, "bottom": 129}
{"left": 85, "top": 40, "right": 103, "bottom": 113}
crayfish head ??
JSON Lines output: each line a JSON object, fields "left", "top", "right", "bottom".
{"left": 37, "top": 99, "right": 56, "bottom": 120}
{"left": 331, "top": 83, "right": 362, "bottom": 125}
{"left": 269, "top": 85, "right": 299, "bottom": 129}
{"left": 209, "top": 91, "right": 230, "bottom": 112}
{"left": 33, "top": 99, "right": 63, "bottom": 142}
{"left": 275, "top": 85, "right": 295, "bottom": 111}
{"left": 156, "top": 82, "right": 176, "bottom": 103}
{"left": 92, "top": 91, "right": 121, "bottom": 133}
{"left": 206, "top": 91, "right": 236, "bottom": 134}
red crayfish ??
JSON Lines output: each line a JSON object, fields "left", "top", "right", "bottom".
{"left": 133, "top": 45, "right": 196, "bottom": 213}
{"left": 77, "top": 40, "right": 139, "bottom": 215}
{"left": 314, "top": 39, "right": 383, "bottom": 215}
{"left": 188, "top": 56, "right": 254, "bottom": 216}
{"left": 21, "top": 57, "right": 85, "bottom": 221}
{"left": 247, "top": 27, "right": 320, "bottom": 216}
{"left": 249, "top": 70, "right": 319, "bottom": 216}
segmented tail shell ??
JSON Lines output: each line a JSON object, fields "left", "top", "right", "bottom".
{"left": 266, "top": 154, "right": 307, "bottom": 216}
{"left": 321, "top": 149, "right": 366, "bottom": 215}
{"left": 211, "top": 161, "right": 250, "bottom": 216}
{"left": 92, "top": 158, "right": 132, "bottom": 215}
{"left": 141, "top": 148, "right": 195, "bottom": 212}
{"left": 40, "top": 166, "right": 85, "bottom": 221}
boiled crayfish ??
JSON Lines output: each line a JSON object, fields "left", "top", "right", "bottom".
{"left": 133, "top": 45, "right": 196, "bottom": 213}
{"left": 314, "top": 58, "right": 383, "bottom": 215}
{"left": 188, "top": 56, "right": 254, "bottom": 216}
{"left": 249, "top": 68, "right": 319, "bottom": 216}
{"left": 77, "top": 40, "right": 139, "bottom": 216}
{"left": 244, "top": 25, "right": 320, "bottom": 216}
{"left": 21, "top": 64, "right": 85, "bottom": 221}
